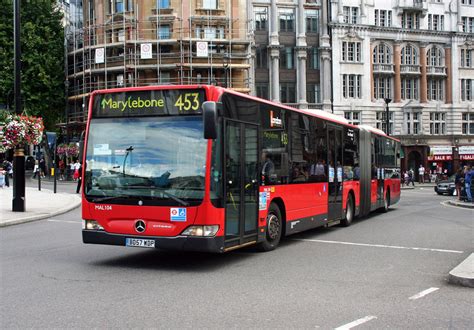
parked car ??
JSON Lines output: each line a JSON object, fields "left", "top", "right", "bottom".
{"left": 434, "top": 175, "right": 456, "bottom": 195}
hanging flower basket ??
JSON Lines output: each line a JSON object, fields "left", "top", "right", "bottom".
{"left": 56, "top": 143, "right": 79, "bottom": 158}
{"left": 1, "top": 114, "right": 44, "bottom": 150}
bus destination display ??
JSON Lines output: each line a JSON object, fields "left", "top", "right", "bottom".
{"left": 92, "top": 89, "right": 206, "bottom": 117}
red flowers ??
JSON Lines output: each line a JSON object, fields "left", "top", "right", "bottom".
{"left": 1, "top": 114, "right": 44, "bottom": 150}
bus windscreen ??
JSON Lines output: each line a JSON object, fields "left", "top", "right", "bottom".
{"left": 92, "top": 89, "right": 206, "bottom": 118}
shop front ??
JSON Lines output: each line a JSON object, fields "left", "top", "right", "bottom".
{"left": 427, "top": 145, "right": 474, "bottom": 177}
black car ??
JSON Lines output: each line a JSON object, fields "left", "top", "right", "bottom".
{"left": 434, "top": 175, "right": 456, "bottom": 195}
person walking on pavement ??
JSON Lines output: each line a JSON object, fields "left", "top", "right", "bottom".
{"left": 39, "top": 157, "right": 46, "bottom": 178}
{"left": 464, "top": 165, "right": 474, "bottom": 203}
{"left": 454, "top": 168, "right": 463, "bottom": 200}
{"left": 408, "top": 169, "right": 415, "bottom": 186}
{"left": 76, "top": 162, "right": 83, "bottom": 194}
{"left": 418, "top": 164, "right": 425, "bottom": 184}
{"left": 2, "top": 160, "right": 11, "bottom": 187}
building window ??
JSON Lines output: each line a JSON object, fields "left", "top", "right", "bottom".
{"left": 204, "top": 26, "right": 217, "bottom": 39}
{"left": 342, "top": 74, "right": 362, "bottom": 99}
{"left": 159, "top": 71, "right": 171, "bottom": 84}
{"left": 401, "top": 78, "right": 419, "bottom": 100}
{"left": 462, "top": 0, "right": 474, "bottom": 5}
{"left": 374, "top": 77, "right": 392, "bottom": 100}
{"left": 375, "top": 9, "right": 392, "bottom": 27}
{"left": 427, "top": 79, "right": 444, "bottom": 101}
{"left": 461, "top": 17, "right": 474, "bottom": 32}
{"left": 281, "top": 83, "right": 296, "bottom": 103}
{"left": 462, "top": 113, "right": 474, "bottom": 134}
{"left": 376, "top": 111, "right": 393, "bottom": 135}
{"left": 254, "top": 7, "right": 268, "bottom": 31}
{"left": 429, "top": 112, "right": 446, "bottom": 135}
{"left": 344, "top": 111, "right": 360, "bottom": 125}
{"left": 157, "top": 0, "right": 169, "bottom": 9}
{"left": 256, "top": 84, "right": 269, "bottom": 100}
{"left": 342, "top": 41, "right": 361, "bottom": 63}
{"left": 343, "top": 6, "right": 359, "bottom": 24}
{"left": 373, "top": 43, "right": 392, "bottom": 64}
{"left": 88, "top": 0, "right": 95, "bottom": 21}
{"left": 202, "top": 0, "right": 217, "bottom": 10}
{"left": 427, "top": 47, "right": 443, "bottom": 67}
{"left": 401, "top": 45, "right": 418, "bottom": 65}
{"left": 279, "top": 8, "right": 295, "bottom": 32}
{"left": 280, "top": 47, "right": 294, "bottom": 69}
{"left": 461, "top": 79, "right": 474, "bottom": 101}
{"left": 406, "top": 112, "right": 421, "bottom": 135}
{"left": 158, "top": 25, "right": 170, "bottom": 39}
{"left": 401, "top": 12, "right": 420, "bottom": 29}
{"left": 460, "top": 49, "right": 473, "bottom": 68}
{"left": 308, "top": 48, "right": 320, "bottom": 69}
{"left": 306, "top": 9, "right": 319, "bottom": 33}
{"left": 256, "top": 46, "right": 267, "bottom": 69}
{"left": 428, "top": 14, "right": 444, "bottom": 31}
{"left": 115, "top": 0, "right": 124, "bottom": 13}
{"left": 307, "top": 84, "right": 320, "bottom": 103}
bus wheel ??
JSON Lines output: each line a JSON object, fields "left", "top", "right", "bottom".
{"left": 340, "top": 194, "right": 354, "bottom": 227}
{"left": 382, "top": 190, "right": 390, "bottom": 213}
{"left": 257, "top": 203, "right": 282, "bottom": 252}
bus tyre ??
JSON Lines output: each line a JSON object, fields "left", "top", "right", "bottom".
{"left": 382, "top": 190, "right": 390, "bottom": 213}
{"left": 341, "top": 194, "right": 354, "bottom": 227}
{"left": 257, "top": 203, "right": 282, "bottom": 252}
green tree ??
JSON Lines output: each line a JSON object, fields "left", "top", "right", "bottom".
{"left": 0, "top": 0, "right": 64, "bottom": 130}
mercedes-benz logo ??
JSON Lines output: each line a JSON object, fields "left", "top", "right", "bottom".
{"left": 135, "top": 220, "right": 146, "bottom": 233}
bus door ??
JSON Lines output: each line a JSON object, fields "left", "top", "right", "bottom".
{"left": 328, "top": 125, "right": 343, "bottom": 220}
{"left": 223, "top": 120, "right": 259, "bottom": 249}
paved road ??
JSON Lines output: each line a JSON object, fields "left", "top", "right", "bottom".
{"left": 1, "top": 187, "right": 472, "bottom": 329}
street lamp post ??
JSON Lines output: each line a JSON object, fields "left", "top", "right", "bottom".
{"left": 223, "top": 53, "right": 230, "bottom": 88}
{"left": 12, "top": 0, "right": 25, "bottom": 212}
{"left": 384, "top": 98, "right": 392, "bottom": 136}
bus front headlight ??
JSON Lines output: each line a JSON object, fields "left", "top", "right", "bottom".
{"left": 83, "top": 220, "right": 104, "bottom": 231}
{"left": 181, "top": 225, "right": 219, "bottom": 237}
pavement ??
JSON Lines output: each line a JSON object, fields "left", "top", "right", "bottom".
{"left": 0, "top": 184, "right": 81, "bottom": 227}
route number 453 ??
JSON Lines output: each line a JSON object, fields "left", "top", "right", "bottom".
{"left": 175, "top": 93, "right": 200, "bottom": 111}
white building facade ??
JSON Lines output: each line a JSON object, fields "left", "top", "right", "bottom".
{"left": 330, "top": 0, "right": 474, "bottom": 174}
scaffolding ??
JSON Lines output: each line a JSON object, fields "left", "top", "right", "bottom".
{"left": 66, "top": 0, "right": 252, "bottom": 123}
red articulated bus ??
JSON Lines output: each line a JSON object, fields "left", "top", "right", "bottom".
{"left": 81, "top": 85, "right": 401, "bottom": 252}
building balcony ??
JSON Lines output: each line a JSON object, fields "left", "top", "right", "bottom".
{"left": 373, "top": 63, "right": 394, "bottom": 74}
{"left": 397, "top": 0, "right": 428, "bottom": 12}
{"left": 427, "top": 66, "right": 447, "bottom": 75}
{"left": 400, "top": 64, "right": 420, "bottom": 74}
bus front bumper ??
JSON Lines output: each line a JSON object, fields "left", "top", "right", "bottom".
{"left": 82, "top": 230, "right": 225, "bottom": 253}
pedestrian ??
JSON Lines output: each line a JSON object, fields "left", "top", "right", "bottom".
{"left": 454, "top": 168, "right": 463, "bottom": 200}
{"left": 408, "top": 169, "right": 415, "bottom": 186}
{"left": 418, "top": 164, "right": 425, "bottom": 184}
{"left": 39, "top": 157, "right": 46, "bottom": 178}
{"left": 3, "top": 160, "right": 11, "bottom": 187}
{"left": 32, "top": 160, "right": 40, "bottom": 179}
{"left": 69, "top": 161, "right": 75, "bottom": 181}
{"left": 0, "top": 167, "right": 6, "bottom": 188}
{"left": 76, "top": 162, "right": 82, "bottom": 194}
{"left": 464, "top": 165, "right": 474, "bottom": 203}
{"left": 73, "top": 159, "right": 81, "bottom": 181}
{"left": 58, "top": 158, "right": 65, "bottom": 181}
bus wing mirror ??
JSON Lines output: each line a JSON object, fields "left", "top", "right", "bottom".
{"left": 203, "top": 101, "right": 217, "bottom": 139}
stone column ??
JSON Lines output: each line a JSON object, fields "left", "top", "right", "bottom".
{"left": 269, "top": 0, "right": 280, "bottom": 102}
{"left": 457, "top": 0, "right": 463, "bottom": 32}
{"left": 296, "top": 47, "right": 308, "bottom": 107}
{"left": 370, "top": 43, "right": 375, "bottom": 101}
{"left": 394, "top": 42, "right": 401, "bottom": 103}
{"left": 420, "top": 43, "right": 427, "bottom": 103}
{"left": 445, "top": 46, "right": 452, "bottom": 104}
{"left": 321, "top": 47, "right": 332, "bottom": 110}
{"left": 337, "top": 0, "right": 343, "bottom": 23}
{"left": 269, "top": 46, "right": 281, "bottom": 102}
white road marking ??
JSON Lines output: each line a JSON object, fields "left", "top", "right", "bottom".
{"left": 47, "top": 219, "right": 81, "bottom": 224}
{"left": 335, "top": 316, "right": 377, "bottom": 330}
{"left": 292, "top": 239, "right": 463, "bottom": 254}
{"left": 408, "top": 287, "right": 439, "bottom": 300}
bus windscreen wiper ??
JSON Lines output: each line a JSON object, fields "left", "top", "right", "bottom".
{"left": 91, "top": 194, "right": 132, "bottom": 203}
{"left": 122, "top": 185, "right": 189, "bottom": 206}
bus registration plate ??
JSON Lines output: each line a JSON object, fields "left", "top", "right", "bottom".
{"left": 125, "top": 238, "right": 155, "bottom": 248}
